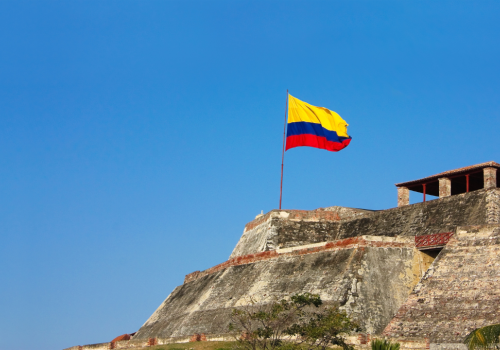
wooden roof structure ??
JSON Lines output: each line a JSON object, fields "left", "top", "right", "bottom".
{"left": 395, "top": 161, "right": 500, "bottom": 197}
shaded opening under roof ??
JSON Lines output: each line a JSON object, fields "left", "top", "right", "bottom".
{"left": 396, "top": 162, "right": 500, "bottom": 206}
{"left": 451, "top": 172, "right": 484, "bottom": 194}
{"left": 406, "top": 171, "right": 485, "bottom": 196}
{"left": 408, "top": 181, "right": 439, "bottom": 196}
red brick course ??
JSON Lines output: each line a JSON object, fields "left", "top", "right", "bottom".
{"left": 243, "top": 209, "right": 347, "bottom": 232}
{"left": 244, "top": 211, "right": 272, "bottom": 231}
{"left": 184, "top": 236, "right": 414, "bottom": 284}
{"left": 415, "top": 232, "right": 454, "bottom": 248}
{"left": 189, "top": 333, "right": 207, "bottom": 342}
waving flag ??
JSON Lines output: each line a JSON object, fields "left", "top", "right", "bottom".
{"left": 285, "top": 94, "right": 352, "bottom": 152}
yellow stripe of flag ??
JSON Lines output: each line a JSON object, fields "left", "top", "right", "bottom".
{"left": 288, "top": 94, "right": 349, "bottom": 138}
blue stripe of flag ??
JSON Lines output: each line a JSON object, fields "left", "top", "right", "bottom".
{"left": 287, "top": 121, "right": 350, "bottom": 143}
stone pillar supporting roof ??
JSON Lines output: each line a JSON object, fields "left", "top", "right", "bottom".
{"left": 395, "top": 161, "right": 500, "bottom": 197}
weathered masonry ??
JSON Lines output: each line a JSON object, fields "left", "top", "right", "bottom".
{"left": 66, "top": 162, "right": 500, "bottom": 350}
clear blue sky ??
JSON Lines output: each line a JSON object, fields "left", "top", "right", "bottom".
{"left": 1, "top": 1, "right": 499, "bottom": 349}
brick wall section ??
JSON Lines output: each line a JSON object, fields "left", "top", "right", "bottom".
{"left": 415, "top": 232, "right": 453, "bottom": 248}
{"left": 189, "top": 333, "right": 207, "bottom": 342}
{"left": 486, "top": 189, "right": 500, "bottom": 224}
{"left": 338, "top": 189, "right": 500, "bottom": 240}
{"left": 383, "top": 224, "right": 500, "bottom": 342}
{"left": 185, "top": 236, "right": 414, "bottom": 284}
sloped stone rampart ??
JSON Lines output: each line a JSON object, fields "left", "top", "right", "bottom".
{"left": 134, "top": 237, "right": 424, "bottom": 340}
{"left": 383, "top": 224, "right": 500, "bottom": 342}
{"left": 186, "top": 236, "right": 413, "bottom": 283}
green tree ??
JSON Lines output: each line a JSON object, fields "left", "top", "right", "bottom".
{"left": 464, "top": 325, "right": 500, "bottom": 350}
{"left": 228, "top": 293, "right": 360, "bottom": 350}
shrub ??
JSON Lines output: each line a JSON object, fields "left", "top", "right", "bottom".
{"left": 370, "top": 339, "right": 400, "bottom": 350}
{"left": 228, "top": 293, "right": 360, "bottom": 350}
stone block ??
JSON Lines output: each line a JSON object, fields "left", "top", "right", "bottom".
{"left": 398, "top": 186, "right": 410, "bottom": 207}
{"left": 439, "top": 177, "right": 451, "bottom": 198}
{"left": 484, "top": 167, "right": 497, "bottom": 189}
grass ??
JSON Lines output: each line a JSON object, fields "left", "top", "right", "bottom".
{"left": 133, "top": 340, "right": 347, "bottom": 350}
{"left": 149, "top": 341, "right": 236, "bottom": 350}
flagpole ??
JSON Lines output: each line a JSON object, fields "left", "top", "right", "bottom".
{"left": 279, "top": 90, "right": 289, "bottom": 210}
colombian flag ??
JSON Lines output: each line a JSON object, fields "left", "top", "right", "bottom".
{"left": 286, "top": 94, "right": 351, "bottom": 152}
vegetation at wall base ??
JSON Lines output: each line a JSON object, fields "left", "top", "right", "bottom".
{"left": 228, "top": 293, "right": 360, "bottom": 350}
{"left": 148, "top": 341, "right": 236, "bottom": 350}
{"left": 370, "top": 339, "right": 400, "bottom": 350}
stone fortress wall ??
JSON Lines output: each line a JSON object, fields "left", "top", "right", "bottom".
{"left": 66, "top": 163, "right": 500, "bottom": 350}
{"left": 133, "top": 187, "right": 500, "bottom": 346}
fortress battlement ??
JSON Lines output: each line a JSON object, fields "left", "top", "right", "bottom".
{"left": 185, "top": 185, "right": 500, "bottom": 285}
